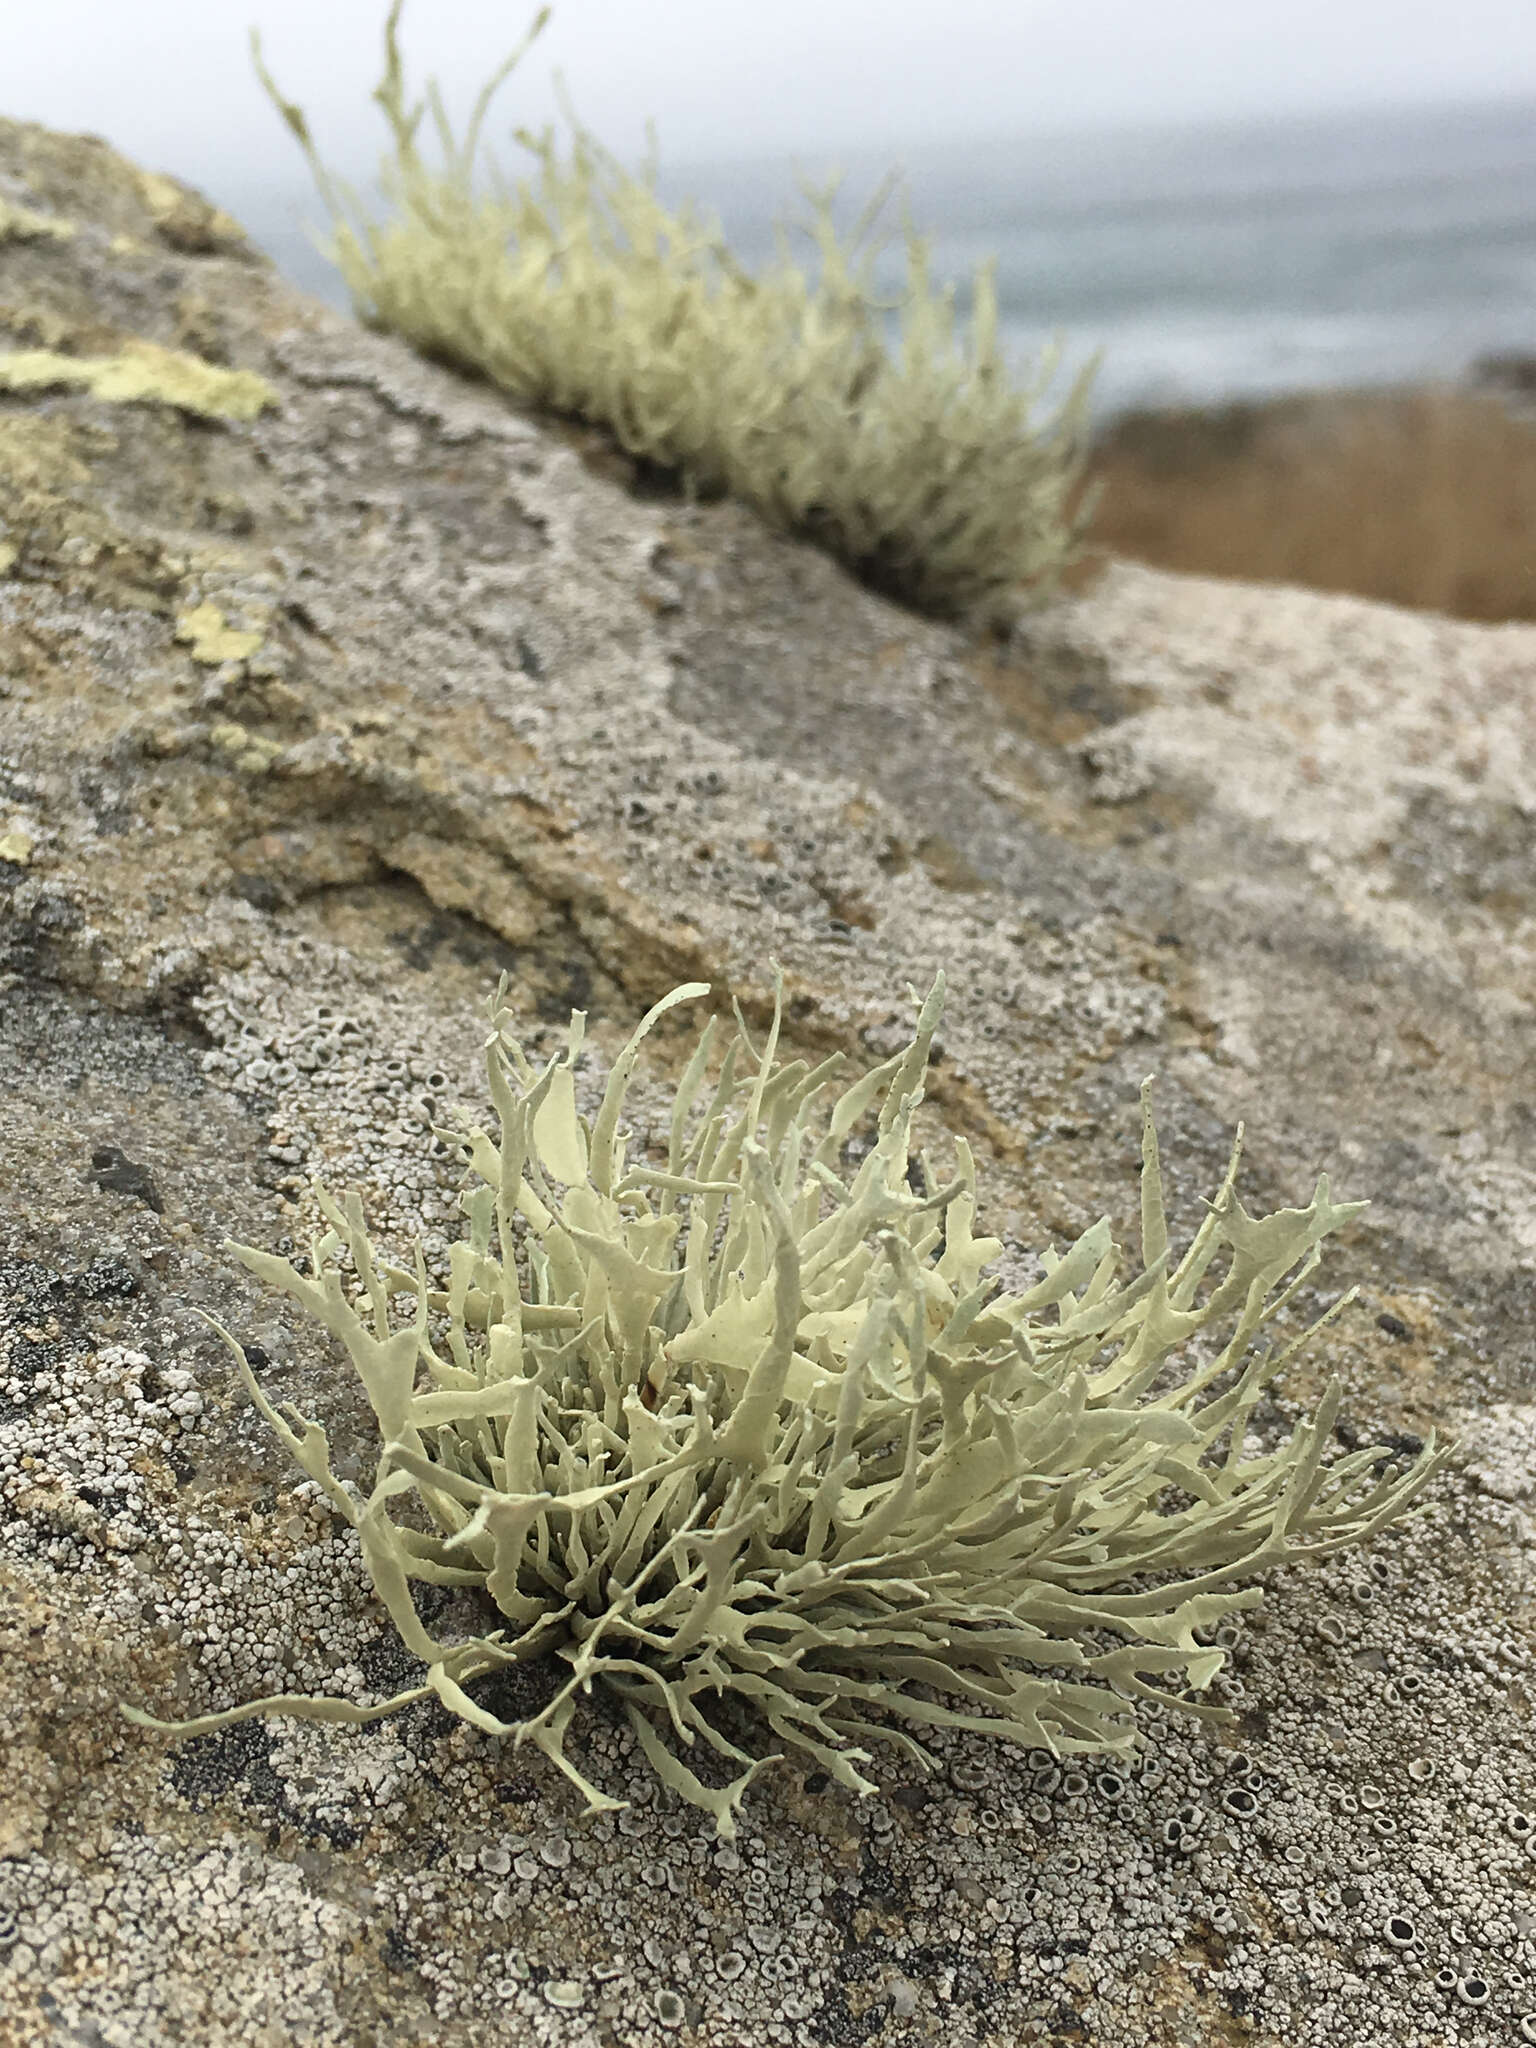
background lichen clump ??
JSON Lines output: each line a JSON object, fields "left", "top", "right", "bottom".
{"left": 253, "top": 4, "right": 1092, "bottom": 622}
{"left": 124, "top": 973, "right": 1443, "bottom": 1836}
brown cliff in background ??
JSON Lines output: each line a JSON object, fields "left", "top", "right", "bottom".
{"left": 1080, "top": 364, "right": 1536, "bottom": 622}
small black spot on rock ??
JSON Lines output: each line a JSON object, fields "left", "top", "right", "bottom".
{"left": 230, "top": 872, "right": 284, "bottom": 913}
{"left": 384, "top": 1926, "right": 420, "bottom": 1974}
{"left": 1377, "top": 1428, "right": 1425, "bottom": 1459}
{"left": 88, "top": 1146, "right": 164, "bottom": 1214}
{"left": 1376, "top": 1312, "right": 1411, "bottom": 1340}
{"left": 460, "top": 1652, "right": 569, "bottom": 1728}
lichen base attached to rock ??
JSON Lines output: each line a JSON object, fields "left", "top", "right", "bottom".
{"left": 123, "top": 973, "right": 1445, "bottom": 1835}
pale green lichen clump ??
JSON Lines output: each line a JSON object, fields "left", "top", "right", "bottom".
{"left": 251, "top": 5, "right": 1092, "bottom": 621}
{"left": 125, "top": 975, "right": 1444, "bottom": 1835}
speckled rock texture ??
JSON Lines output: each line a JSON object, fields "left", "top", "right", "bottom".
{"left": 1, "top": 117, "right": 1534, "bottom": 2048}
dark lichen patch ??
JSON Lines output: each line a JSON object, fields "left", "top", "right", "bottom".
{"left": 168, "top": 1716, "right": 277, "bottom": 1809}
{"left": 74, "top": 773, "right": 137, "bottom": 837}
{"left": 0, "top": 881, "right": 85, "bottom": 981}
{"left": 383, "top": 901, "right": 524, "bottom": 978}
{"left": 88, "top": 1144, "right": 164, "bottom": 1214}
{"left": 0, "top": 988, "right": 333, "bottom": 1421}
{"left": 382, "top": 1923, "right": 422, "bottom": 1974}
{"left": 806, "top": 1983, "right": 891, "bottom": 2045}
{"left": 355, "top": 1628, "right": 425, "bottom": 1702}
{"left": 168, "top": 1719, "right": 361, "bottom": 1849}
{"left": 0, "top": 1258, "right": 105, "bottom": 1420}
{"left": 229, "top": 870, "right": 286, "bottom": 914}
{"left": 459, "top": 1650, "right": 572, "bottom": 1732}
{"left": 277, "top": 877, "right": 620, "bottom": 1038}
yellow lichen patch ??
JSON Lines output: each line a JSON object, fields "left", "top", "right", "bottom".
{"left": 0, "top": 829, "right": 35, "bottom": 865}
{"left": 175, "top": 602, "right": 264, "bottom": 665}
{"left": 0, "top": 197, "right": 74, "bottom": 244}
{"left": 0, "top": 542, "right": 17, "bottom": 576}
{"left": 0, "top": 340, "right": 276, "bottom": 422}
{"left": 208, "top": 721, "right": 283, "bottom": 774}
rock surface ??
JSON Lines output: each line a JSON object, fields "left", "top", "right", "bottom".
{"left": 1, "top": 117, "right": 1534, "bottom": 2048}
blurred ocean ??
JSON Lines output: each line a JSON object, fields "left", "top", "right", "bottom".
{"left": 236, "top": 95, "right": 1536, "bottom": 421}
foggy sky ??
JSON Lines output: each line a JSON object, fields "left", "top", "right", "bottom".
{"left": 7, "top": 0, "right": 1536, "bottom": 202}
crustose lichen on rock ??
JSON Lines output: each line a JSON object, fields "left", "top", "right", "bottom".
{"left": 123, "top": 973, "right": 1445, "bottom": 1835}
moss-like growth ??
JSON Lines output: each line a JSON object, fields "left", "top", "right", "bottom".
{"left": 125, "top": 974, "right": 1443, "bottom": 1835}
{"left": 252, "top": 5, "right": 1092, "bottom": 621}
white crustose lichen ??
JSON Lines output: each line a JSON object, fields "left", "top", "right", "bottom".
{"left": 124, "top": 972, "right": 1445, "bottom": 1834}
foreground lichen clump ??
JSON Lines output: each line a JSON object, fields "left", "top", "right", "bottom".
{"left": 126, "top": 975, "right": 1443, "bottom": 1834}
{"left": 252, "top": 5, "right": 1091, "bottom": 621}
